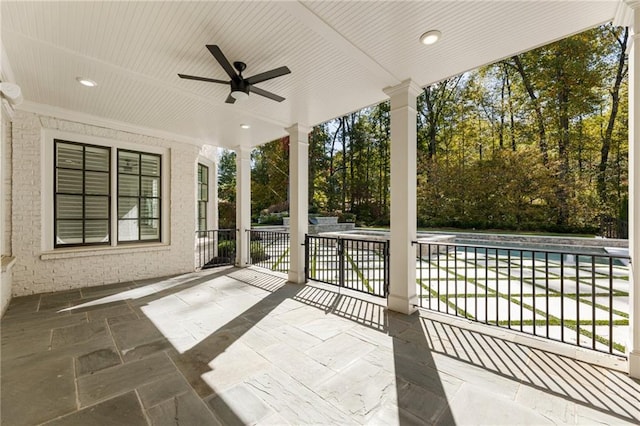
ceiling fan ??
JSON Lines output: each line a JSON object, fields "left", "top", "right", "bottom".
{"left": 178, "top": 45, "right": 291, "bottom": 104}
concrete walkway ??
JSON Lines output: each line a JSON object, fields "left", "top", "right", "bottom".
{"left": 1, "top": 267, "right": 639, "bottom": 425}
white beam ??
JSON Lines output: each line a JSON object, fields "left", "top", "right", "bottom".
{"left": 235, "top": 145, "right": 251, "bottom": 267}
{"left": 628, "top": 1, "right": 640, "bottom": 379}
{"left": 279, "top": 2, "right": 401, "bottom": 86}
{"left": 384, "top": 79, "right": 421, "bottom": 315}
{"left": 287, "top": 124, "right": 310, "bottom": 284}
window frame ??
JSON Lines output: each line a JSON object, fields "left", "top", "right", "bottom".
{"left": 53, "top": 139, "right": 111, "bottom": 248}
{"left": 43, "top": 129, "right": 169, "bottom": 252}
{"left": 117, "top": 149, "right": 162, "bottom": 244}
{"left": 197, "top": 163, "right": 209, "bottom": 232}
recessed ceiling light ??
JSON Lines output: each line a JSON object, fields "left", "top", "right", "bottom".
{"left": 76, "top": 77, "right": 97, "bottom": 87}
{"left": 240, "top": 124, "right": 250, "bottom": 129}
{"left": 419, "top": 30, "right": 441, "bottom": 45}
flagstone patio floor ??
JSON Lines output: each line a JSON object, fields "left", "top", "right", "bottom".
{"left": 2, "top": 266, "right": 639, "bottom": 425}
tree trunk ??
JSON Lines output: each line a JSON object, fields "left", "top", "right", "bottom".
{"left": 512, "top": 56, "right": 548, "bottom": 163}
{"left": 556, "top": 67, "right": 570, "bottom": 227}
{"left": 598, "top": 27, "right": 628, "bottom": 206}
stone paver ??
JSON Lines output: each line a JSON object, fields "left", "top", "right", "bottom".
{"left": 137, "top": 373, "right": 192, "bottom": 409}
{"left": 147, "top": 391, "right": 221, "bottom": 426}
{"left": 2, "top": 355, "right": 76, "bottom": 426}
{"left": 76, "top": 347, "right": 122, "bottom": 376}
{"left": 2, "top": 266, "right": 639, "bottom": 425}
{"left": 77, "top": 352, "right": 175, "bottom": 407}
{"left": 44, "top": 391, "right": 147, "bottom": 426}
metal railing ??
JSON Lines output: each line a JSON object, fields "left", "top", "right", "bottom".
{"left": 195, "top": 229, "right": 236, "bottom": 269}
{"left": 413, "top": 241, "right": 630, "bottom": 356}
{"left": 306, "top": 235, "right": 389, "bottom": 297}
{"left": 247, "top": 229, "right": 290, "bottom": 272}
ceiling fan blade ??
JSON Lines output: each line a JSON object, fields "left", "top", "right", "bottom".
{"left": 250, "top": 86, "right": 285, "bottom": 102}
{"left": 178, "top": 74, "right": 229, "bottom": 84}
{"left": 206, "top": 45, "right": 237, "bottom": 79}
{"left": 245, "top": 66, "right": 291, "bottom": 85}
{"left": 225, "top": 94, "right": 236, "bottom": 104}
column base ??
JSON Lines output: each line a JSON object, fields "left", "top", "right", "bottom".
{"left": 287, "top": 270, "right": 306, "bottom": 285}
{"left": 387, "top": 294, "right": 419, "bottom": 315}
{"left": 629, "top": 350, "right": 640, "bottom": 379}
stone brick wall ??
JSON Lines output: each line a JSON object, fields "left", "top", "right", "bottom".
{"left": 1, "top": 103, "right": 14, "bottom": 314}
{"left": 2, "top": 105, "right": 11, "bottom": 258}
{"left": 10, "top": 111, "right": 200, "bottom": 296}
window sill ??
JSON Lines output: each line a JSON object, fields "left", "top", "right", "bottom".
{"left": 1, "top": 256, "right": 17, "bottom": 273}
{"left": 41, "top": 243, "right": 171, "bottom": 260}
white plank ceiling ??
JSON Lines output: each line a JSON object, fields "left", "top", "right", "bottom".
{"left": 0, "top": 1, "right": 624, "bottom": 149}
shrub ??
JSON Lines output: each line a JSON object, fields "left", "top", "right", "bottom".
{"left": 258, "top": 215, "right": 284, "bottom": 225}
{"left": 217, "top": 240, "right": 236, "bottom": 257}
{"left": 338, "top": 212, "right": 356, "bottom": 223}
{"left": 250, "top": 241, "right": 269, "bottom": 262}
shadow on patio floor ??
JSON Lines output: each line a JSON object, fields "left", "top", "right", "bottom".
{"left": 2, "top": 266, "right": 639, "bottom": 425}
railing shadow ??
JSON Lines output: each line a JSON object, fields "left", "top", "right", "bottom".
{"left": 286, "top": 281, "right": 456, "bottom": 424}
{"left": 57, "top": 266, "right": 639, "bottom": 424}
{"left": 418, "top": 312, "right": 640, "bottom": 423}
{"left": 138, "top": 267, "right": 455, "bottom": 424}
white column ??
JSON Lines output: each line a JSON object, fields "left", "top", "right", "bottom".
{"left": 210, "top": 157, "right": 219, "bottom": 257}
{"left": 384, "top": 79, "right": 421, "bottom": 315}
{"left": 211, "top": 157, "right": 219, "bottom": 232}
{"left": 235, "top": 145, "right": 251, "bottom": 267}
{"left": 628, "top": 1, "right": 640, "bottom": 379}
{"left": 287, "top": 124, "right": 310, "bottom": 284}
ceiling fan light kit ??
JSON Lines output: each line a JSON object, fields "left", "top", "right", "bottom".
{"left": 178, "top": 45, "right": 290, "bottom": 104}
{"left": 231, "top": 90, "right": 249, "bottom": 101}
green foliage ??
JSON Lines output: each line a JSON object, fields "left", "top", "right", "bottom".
{"left": 245, "top": 24, "right": 627, "bottom": 235}
{"left": 217, "top": 200, "right": 236, "bottom": 230}
{"left": 338, "top": 212, "right": 356, "bottom": 223}
{"left": 252, "top": 138, "right": 289, "bottom": 218}
{"left": 216, "top": 240, "right": 268, "bottom": 263}
{"left": 217, "top": 240, "right": 235, "bottom": 258}
{"left": 258, "top": 215, "right": 284, "bottom": 225}
{"left": 250, "top": 241, "right": 268, "bottom": 262}
{"left": 218, "top": 150, "right": 236, "bottom": 204}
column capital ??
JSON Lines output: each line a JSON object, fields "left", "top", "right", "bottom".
{"left": 614, "top": 0, "right": 640, "bottom": 26}
{"left": 625, "top": 0, "right": 640, "bottom": 9}
{"left": 286, "top": 123, "right": 311, "bottom": 137}
{"left": 383, "top": 78, "right": 422, "bottom": 100}
{"left": 233, "top": 144, "right": 252, "bottom": 158}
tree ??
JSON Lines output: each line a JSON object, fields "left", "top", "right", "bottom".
{"left": 597, "top": 26, "right": 629, "bottom": 208}
{"left": 218, "top": 149, "right": 236, "bottom": 203}
{"left": 218, "top": 149, "right": 236, "bottom": 229}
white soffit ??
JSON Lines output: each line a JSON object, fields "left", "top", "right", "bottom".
{"left": 0, "top": 1, "right": 620, "bottom": 148}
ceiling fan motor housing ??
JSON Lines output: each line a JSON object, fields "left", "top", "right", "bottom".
{"left": 231, "top": 78, "right": 250, "bottom": 96}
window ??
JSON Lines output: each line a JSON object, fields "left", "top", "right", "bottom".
{"left": 197, "top": 163, "right": 208, "bottom": 231}
{"left": 118, "top": 150, "right": 161, "bottom": 242}
{"left": 54, "top": 140, "right": 110, "bottom": 247}
{"left": 49, "top": 133, "right": 166, "bottom": 251}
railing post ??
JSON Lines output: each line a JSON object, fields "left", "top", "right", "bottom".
{"left": 246, "top": 229, "right": 251, "bottom": 265}
{"left": 385, "top": 240, "right": 390, "bottom": 297}
{"left": 304, "top": 234, "right": 309, "bottom": 283}
{"left": 338, "top": 238, "right": 345, "bottom": 289}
